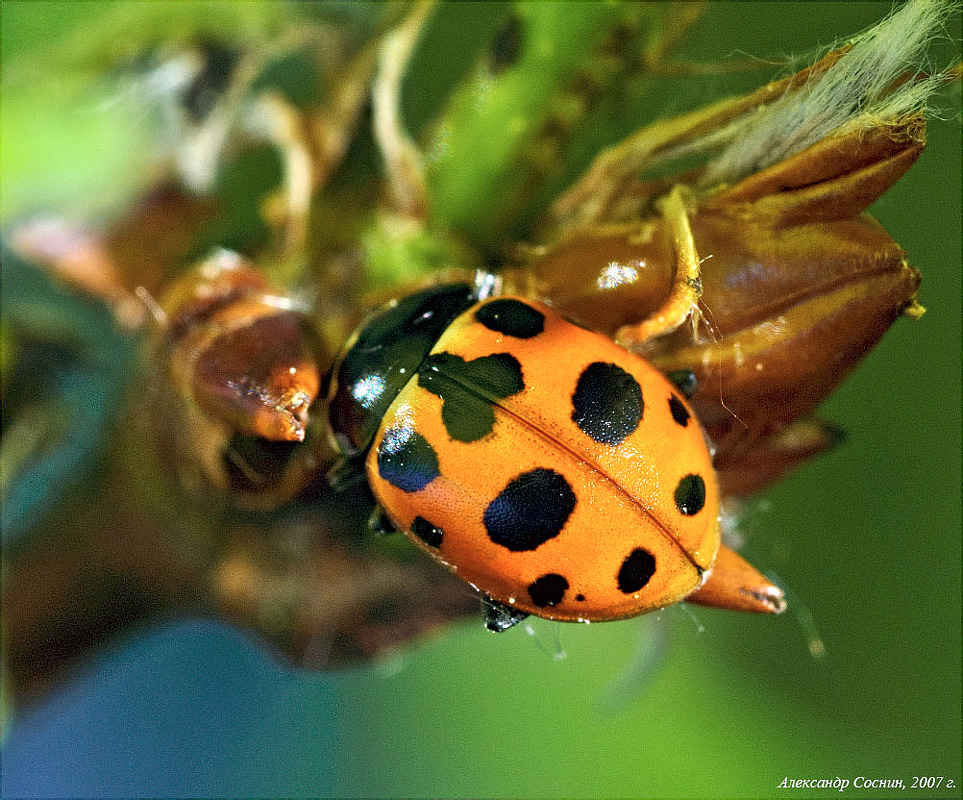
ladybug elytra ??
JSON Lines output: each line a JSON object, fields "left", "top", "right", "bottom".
{"left": 327, "top": 277, "right": 784, "bottom": 631}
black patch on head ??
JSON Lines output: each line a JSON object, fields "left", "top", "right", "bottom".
{"left": 528, "top": 574, "right": 569, "bottom": 608}
{"left": 666, "top": 369, "right": 698, "bottom": 399}
{"left": 475, "top": 299, "right": 544, "bottom": 339}
{"left": 376, "top": 426, "right": 440, "bottom": 493}
{"left": 674, "top": 474, "right": 706, "bottom": 515}
{"left": 571, "top": 361, "right": 643, "bottom": 445}
{"left": 489, "top": 14, "right": 524, "bottom": 73}
{"left": 618, "top": 548, "right": 657, "bottom": 594}
{"left": 418, "top": 351, "right": 524, "bottom": 442}
{"left": 668, "top": 394, "right": 690, "bottom": 427}
{"left": 328, "top": 283, "right": 475, "bottom": 456}
{"left": 411, "top": 516, "right": 444, "bottom": 548}
{"left": 484, "top": 468, "right": 576, "bottom": 552}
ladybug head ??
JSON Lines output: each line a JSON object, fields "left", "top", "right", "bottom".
{"left": 327, "top": 283, "right": 475, "bottom": 456}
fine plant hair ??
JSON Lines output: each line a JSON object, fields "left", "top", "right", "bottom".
{"left": 698, "top": 0, "right": 954, "bottom": 188}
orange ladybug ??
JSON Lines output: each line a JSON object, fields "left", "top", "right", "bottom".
{"left": 327, "top": 278, "right": 784, "bottom": 631}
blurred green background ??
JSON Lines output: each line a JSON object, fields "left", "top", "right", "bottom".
{"left": 1, "top": 2, "right": 960, "bottom": 798}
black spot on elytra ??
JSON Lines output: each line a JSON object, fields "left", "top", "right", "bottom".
{"left": 418, "top": 351, "right": 524, "bottom": 442}
{"left": 411, "top": 516, "right": 443, "bottom": 548}
{"left": 484, "top": 468, "right": 576, "bottom": 552}
{"left": 575, "top": 593, "right": 586, "bottom": 602}
{"left": 668, "top": 394, "right": 690, "bottom": 427}
{"left": 528, "top": 574, "right": 569, "bottom": 608}
{"left": 572, "top": 361, "right": 643, "bottom": 445}
{"left": 376, "top": 426, "right": 440, "bottom": 493}
{"left": 618, "top": 548, "right": 657, "bottom": 594}
{"left": 475, "top": 299, "right": 544, "bottom": 339}
{"left": 674, "top": 474, "right": 706, "bottom": 515}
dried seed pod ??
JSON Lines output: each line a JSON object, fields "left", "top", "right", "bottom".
{"left": 515, "top": 109, "right": 926, "bottom": 491}
{"left": 650, "top": 215, "right": 920, "bottom": 461}
{"left": 157, "top": 251, "right": 320, "bottom": 442}
{"left": 686, "top": 543, "right": 786, "bottom": 615}
{"left": 9, "top": 183, "right": 219, "bottom": 331}
{"left": 512, "top": 221, "right": 675, "bottom": 335}
{"left": 145, "top": 251, "right": 328, "bottom": 507}
{"left": 207, "top": 486, "right": 479, "bottom": 669}
{"left": 713, "top": 418, "right": 845, "bottom": 498}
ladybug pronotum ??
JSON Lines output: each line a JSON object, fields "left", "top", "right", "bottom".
{"left": 327, "top": 279, "right": 784, "bottom": 631}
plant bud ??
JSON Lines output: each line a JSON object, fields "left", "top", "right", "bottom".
{"left": 157, "top": 251, "right": 321, "bottom": 442}
{"left": 518, "top": 111, "right": 925, "bottom": 492}
{"left": 145, "top": 251, "right": 328, "bottom": 507}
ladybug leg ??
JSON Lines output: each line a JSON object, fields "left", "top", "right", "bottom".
{"left": 368, "top": 506, "right": 398, "bottom": 536}
{"left": 482, "top": 597, "right": 530, "bottom": 633}
{"left": 615, "top": 185, "right": 705, "bottom": 350}
{"left": 686, "top": 545, "right": 786, "bottom": 614}
{"left": 326, "top": 456, "right": 368, "bottom": 492}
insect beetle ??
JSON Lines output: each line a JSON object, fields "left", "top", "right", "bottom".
{"left": 326, "top": 273, "right": 785, "bottom": 632}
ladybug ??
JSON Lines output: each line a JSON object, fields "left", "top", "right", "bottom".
{"left": 327, "top": 277, "right": 784, "bottom": 631}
